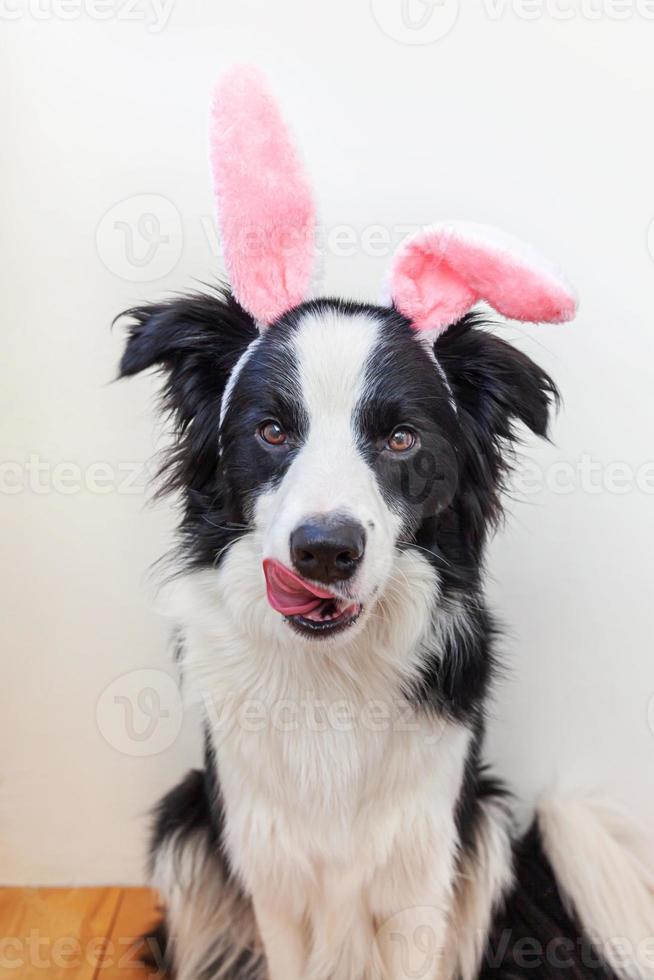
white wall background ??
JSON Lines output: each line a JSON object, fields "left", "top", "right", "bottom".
{"left": 2, "top": 0, "right": 653, "bottom": 885}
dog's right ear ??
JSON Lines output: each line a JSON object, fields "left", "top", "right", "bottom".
{"left": 117, "top": 289, "right": 257, "bottom": 495}
{"left": 118, "top": 288, "right": 257, "bottom": 381}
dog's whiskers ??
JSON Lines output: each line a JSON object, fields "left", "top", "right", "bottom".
{"left": 397, "top": 538, "right": 450, "bottom": 569}
{"left": 203, "top": 515, "right": 251, "bottom": 532}
{"left": 212, "top": 533, "right": 249, "bottom": 567}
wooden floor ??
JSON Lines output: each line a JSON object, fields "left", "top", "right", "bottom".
{"left": 0, "top": 888, "right": 162, "bottom": 978}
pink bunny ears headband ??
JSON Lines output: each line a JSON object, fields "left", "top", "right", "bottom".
{"left": 210, "top": 66, "right": 577, "bottom": 333}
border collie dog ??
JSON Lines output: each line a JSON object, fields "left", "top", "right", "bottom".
{"left": 118, "top": 68, "right": 654, "bottom": 980}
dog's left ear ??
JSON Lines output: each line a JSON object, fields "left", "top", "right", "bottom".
{"left": 385, "top": 221, "right": 577, "bottom": 334}
{"left": 435, "top": 318, "right": 559, "bottom": 442}
{"left": 432, "top": 318, "right": 560, "bottom": 541}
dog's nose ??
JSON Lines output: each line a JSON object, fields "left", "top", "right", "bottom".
{"left": 290, "top": 516, "right": 366, "bottom": 585}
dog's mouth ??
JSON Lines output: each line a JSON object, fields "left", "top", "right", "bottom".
{"left": 263, "top": 559, "right": 362, "bottom": 639}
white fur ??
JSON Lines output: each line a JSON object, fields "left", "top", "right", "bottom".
{"left": 162, "top": 306, "right": 477, "bottom": 977}
{"left": 413, "top": 327, "right": 458, "bottom": 414}
{"left": 539, "top": 797, "right": 654, "bottom": 980}
{"left": 257, "top": 307, "right": 403, "bottom": 620}
{"left": 219, "top": 334, "right": 263, "bottom": 430}
{"left": 446, "top": 796, "right": 515, "bottom": 980}
{"left": 152, "top": 304, "right": 654, "bottom": 980}
{"left": 145, "top": 305, "right": 654, "bottom": 980}
{"left": 169, "top": 530, "right": 472, "bottom": 978}
{"left": 152, "top": 826, "right": 262, "bottom": 980}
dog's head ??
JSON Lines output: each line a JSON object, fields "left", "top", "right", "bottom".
{"left": 118, "top": 67, "right": 572, "bottom": 646}
{"left": 119, "top": 291, "right": 559, "bottom": 644}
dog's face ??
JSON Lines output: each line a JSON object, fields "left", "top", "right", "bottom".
{"left": 120, "top": 290, "right": 556, "bottom": 646}
{"left": 219, "top": 301, "right": 459, "bottom": 641}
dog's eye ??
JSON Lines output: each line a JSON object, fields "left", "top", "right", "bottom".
{"left": 259, "top": 420, "right": 288, "bottom": 446}
{"left": 386, "top": 428, "right": 417, "bottom": 453}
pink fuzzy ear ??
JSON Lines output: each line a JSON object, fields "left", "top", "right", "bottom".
{"left": 210, "top": 66, "right": 316, "bottom": 326}
{"left": 388, "top": 222, "right": 577, "bottom": 334}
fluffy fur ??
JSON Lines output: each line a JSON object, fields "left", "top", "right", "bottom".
{"left": 116, "top": 65, "right": 649, "bottom": 980}
{"left": 388, "top": 222, "right": 578, "bottom": 333}
{"left": 118, "top": 289, "right": 653, "bottom": 980}
{"left": 538, "top": 799, "right": 654, "bottom": 980}
{"left": 209, "top": 66, "right": 316, "bottom": 324}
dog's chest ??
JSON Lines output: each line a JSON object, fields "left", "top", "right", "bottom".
{"left": 191, "top": 639, "right": 469, "bottom": 900}
{"left": 176, "top": 567, "right": 471, "bottom": 903}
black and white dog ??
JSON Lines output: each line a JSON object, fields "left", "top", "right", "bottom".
{"left": 117, "top": 68, "right": 654, "bottom": 980}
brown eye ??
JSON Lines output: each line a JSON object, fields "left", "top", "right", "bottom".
{"left": 259, "top": 421, "right": 287, "bottom": 446}
{"left": 386, "top": 428, "right": 417, "bottom": 453}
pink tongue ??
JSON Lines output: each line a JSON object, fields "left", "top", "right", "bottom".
{"left": 263, "top": 559, "right": 335, "bottom": 616}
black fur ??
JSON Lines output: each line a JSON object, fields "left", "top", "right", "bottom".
{"left": 409, "top": 600, "right": 499, "bottom": 719}
{"left": 119, "top": 286, "right": 557, "bottom": 849}
{"left": 143, "top": 771, "right": 216, "bottom": 978}
{"left": 119, "top": 292, "right": 557, "bottom": 591}
{"left": 149, "top": 768, "right": 223, "bottom": 872}
{"left": 434, "top": 313, "right": 559, "bottom": 571}
{"left": 480, "top": 823, "right": 618, "bottom": 980}
{"left": 139, "top": 920, "right": 169, "bottom": 978}
{"left": 119, "top": 287, "right": 569, "bottom": 980}
{"left": 118, "top": 285, "right": 257, "bottom": 569}
{"left": 146, "top": 756, "right": 263, "bottom": 980}
{"left": 355, "top": 307, "right": 460, "bottom": 525}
